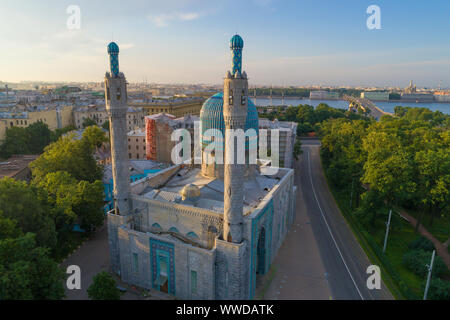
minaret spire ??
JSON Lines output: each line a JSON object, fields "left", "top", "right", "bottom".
{"left": 105, "top": 42, "right": 131, "bottom": 216}
{"left": 223, "top": 34, "right": 248, "bottom": 243}
{"left": 230, "top": 34, "right": 243, "bottom": 75}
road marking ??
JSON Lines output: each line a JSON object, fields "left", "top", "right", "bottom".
{"left": 307, "top": 148, "right": 365, "bottom": 300}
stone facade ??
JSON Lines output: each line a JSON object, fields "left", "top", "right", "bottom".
{"left": 127, "top": 129, "right": 146, "bottom": 160}
{"left": 130, "top": 99, "right": 203, "bottom": 118}
{"left": 258, "top": 119, "right": 297, "bottom": 168}
{"left": 73, "top": 105, "right": 145, "bottom": 131}
{"left": 0, "top": 106, "right": 73, "bottom": 141}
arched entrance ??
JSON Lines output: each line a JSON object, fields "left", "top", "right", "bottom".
{"left": 256, "top": 227, "right": 266, "bottom": 275}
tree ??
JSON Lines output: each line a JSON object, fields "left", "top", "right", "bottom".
{"left": 82, "top": 125, "right": 108, "bottom": 149}
{"left": 296, "top": 104, "right": 316, "bottom": 124}
{"left": 33, "top": 171, "right": 80, "bottom": 231}
{"left": 426, "top": 278, "right": 450, "bottom": 300}
{"left": 297, "top": 122, "right": 313, "bottom": 136}
{"left": 0, "top": 233, "right": 65, "bottom": 300}
{"left": 293, "top": 139, "right": 302, "bottom": 160}
{"left": 362, "top": 131, "right": 416, "bottom": 206}
{"left": 34, "top": 171, "right": 105, "bottom": 234}
{"left": 25, "top": 122, "right": 53, "bottom": 154}
{"left": 414, "top": 148, "right": 450, "bottom": 227}
{"left": 53, "top": 125, "right": 76, "bottom": 140}
{"left": 30, "top": 134, "right": 102, "bottom": 183}
{"left": 102, "top": 120, "right": 110, "bottom": 131}
{"left": 0, "top": 126, "right": 29, "bottom": 158}
{"left": 284, "top": 106, "right": 298, "bottom": 122}
{"left": 0, "top": 178, "right": 56, "bottom": 249}
{"left": 74, "top": 180, "right": 105, "bottom": 232}
{"left": 82, "top": 118, "right": 97, "bottom": 128}
{"left": 402, "top": 249, "right": 447, "bottom": 277}
{"left": 0, "top": 210, "right": 22, "bottom": 240}
{"left": 87, "top": 271, "right": 120, "bottom": 300}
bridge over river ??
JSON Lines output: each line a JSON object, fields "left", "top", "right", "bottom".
{"left": 343, "top": 95, "right": 394, "bottom": 120}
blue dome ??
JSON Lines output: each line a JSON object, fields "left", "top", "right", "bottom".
{"left": 107, "top": 42, "right": 119, "bottom": 54}
{"left": 200, "top": 92, "right": 258, "bottom": 150}
{"left": 230, "top": 34, "right": 244, "bottom": 49}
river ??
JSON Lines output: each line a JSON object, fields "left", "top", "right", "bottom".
{"left": 253, "top": 97, "right": 450, "bottom": 115}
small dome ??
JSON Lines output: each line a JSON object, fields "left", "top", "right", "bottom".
{"left": 230, "top": 34, "right": 244, "bottom": 49}
{"left": 180, "top": 184, "right": 201, "bottom": 202}
{"left": 107, "top": 42, "right": 119, "bottom": 54}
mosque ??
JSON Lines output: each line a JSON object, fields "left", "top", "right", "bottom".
{"left": 105, "top": 35, "right": 296, "bottom": 300}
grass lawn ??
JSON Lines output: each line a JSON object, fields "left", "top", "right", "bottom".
{"left": 53, "top": 231, "right": 89, "bottom": 263}
{"left": 370, "top": 219, "right": 425, "bottom": 298}
{"left": 400, "top": 208, "right": 450, "bottom": 244}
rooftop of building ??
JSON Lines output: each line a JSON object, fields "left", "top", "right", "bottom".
{"left": 145, "top": 113, "right": 199, "bottom": 128}
{"left": 135, "top": 164, "right": 290, "bottom": 215}
{"left": 0, "top": 154, "right": 39, "bottom": 179}
{"left": 74, "top": 105, "right": 143, "bottom": 113}
{"left": 129, "top": 96, "right": 204, "bottom": 106}
{"left": 258, "top": 118, "right": 298, "bottom": 130}
{"left": 127, "top": 129, "right": 145, "bottom": 136}
{"left": 103, "top": 159, "right": 168, "bottom": 183}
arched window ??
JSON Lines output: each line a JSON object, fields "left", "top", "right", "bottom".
{"left": 169, "top": 227, "right": 180, "bottom": 234}
{"left": 151, "top": 223, "right": 162, "bottom": 230}
{"left": 186, "top": 231, "right": 199, "bottom": 239}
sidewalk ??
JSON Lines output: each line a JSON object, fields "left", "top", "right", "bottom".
{"left": 255, "top": 158, "right": 332, "bottom": 300}
{"left": 60, "top": 222, "right": 110, "bottom": 300}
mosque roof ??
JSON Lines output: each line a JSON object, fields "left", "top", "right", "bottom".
{"left": 138, "top": 166, "right": 287, "bottom": 215}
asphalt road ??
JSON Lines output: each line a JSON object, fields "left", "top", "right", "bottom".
{"left": 299, "top": 139, "right": 393, "bottom": 300}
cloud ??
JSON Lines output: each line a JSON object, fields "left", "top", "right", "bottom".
{"left": 147, "top": 11, "right": 202, "bottom": 27}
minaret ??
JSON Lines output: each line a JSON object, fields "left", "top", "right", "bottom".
{"left": 105, "top": 42, "right": 131, "bottom": 216}
{"left": 223, "top": 34, "right": 248, "bottom": 243}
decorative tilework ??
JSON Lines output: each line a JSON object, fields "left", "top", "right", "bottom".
{"left": 230, "top": 35, "right": 244, "bottom": 75}
{"left": 150, "top": 238, "right": 175, "bottom": 295}
{"left": 107, "top": 42, "right": 119, "bottom": 77}
{"left": 248, "top": 199, "right": 274, "bottom": 299}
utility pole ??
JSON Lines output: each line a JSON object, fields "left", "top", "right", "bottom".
{"left": 382, "top": 209, "right": 392, "bottom": 254}
{"left": 423, "top": 250, "right": 436, "bottom": 300}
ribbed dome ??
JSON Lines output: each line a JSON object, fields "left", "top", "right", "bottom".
{"left": 230, "top": 34, "right": 244, "bottom": 49}
{"left": 107, "top": 42, "right": 119, "bottom": 54}
{"left": 200, "top": 92, "right": 258, "bottom": 150}
{"left": 180, "top": 184, "right": 201, "bottom": 202}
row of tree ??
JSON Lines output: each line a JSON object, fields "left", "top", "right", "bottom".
{"left": 0, "top": 122, "right": 76, "bottom": 159}
{"left": 260, "top": 103, "right": 366, "bottom": 135}
{"left": 0, "top": 126, "right": 108, "bottom": 299}
{"left": 320, "top": 109, "right": 449, "bottom": 228}
{"left": 0, "top": 116, "right": 110, "bottom": 160}
{"left": 319, "top": 108, "right": 449, "bottom": 299}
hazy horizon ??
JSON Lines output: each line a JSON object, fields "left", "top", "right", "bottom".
{"left": 2, "top": 1, "right": 450, "bottom": 88}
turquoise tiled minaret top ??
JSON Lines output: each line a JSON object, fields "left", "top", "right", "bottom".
{"left": 107, "top": 42, "right": 120, "bottom": 77}
{"left": 230, "top": 34, "right": 244, "bottom": 75}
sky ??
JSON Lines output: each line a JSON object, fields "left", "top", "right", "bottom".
{"left": 1, "top": 0, "right": 450, "bottom": 87}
